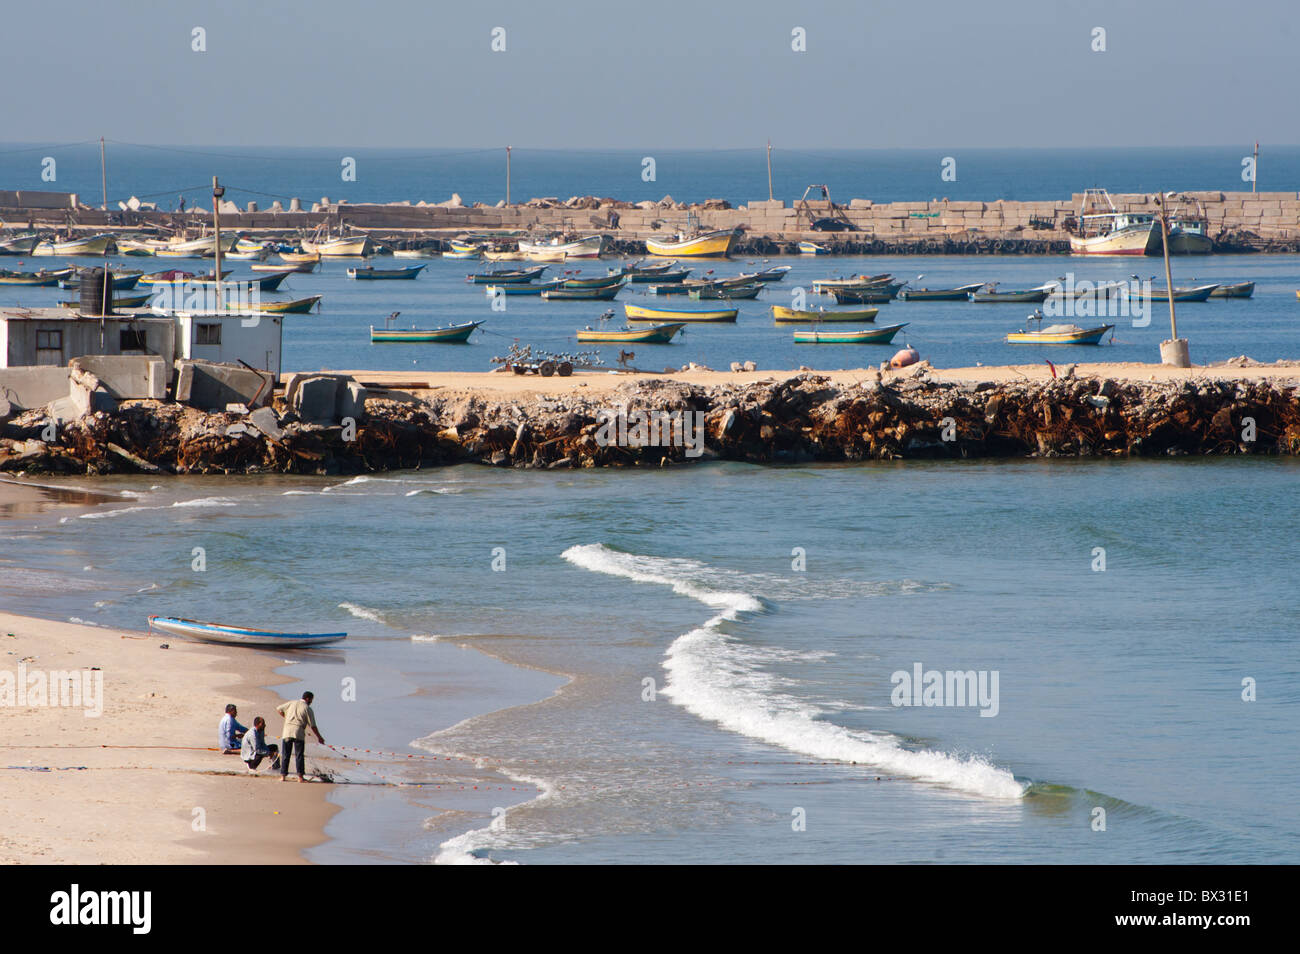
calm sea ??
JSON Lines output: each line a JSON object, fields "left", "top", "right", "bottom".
{"left": 1, "top": 143, "right": 1295, "bottom": 208}
{"left": 3, "top": 461, "right": 1297, "bottom": 864}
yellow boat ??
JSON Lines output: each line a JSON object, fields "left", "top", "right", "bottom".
{"left": 624, "top": 303, "right": 738, "bottom": 323}
{"left": 644, "top": 228, "right": 739, "bottom": 258}
{"left": 279, "top": 250, "right": 321, "bottom": 264}
{"left": 771, "top": 305, "right": 877, "bottom": 323}
{"left": 1005, "top": 322, "right": 1114, "bottom": 345}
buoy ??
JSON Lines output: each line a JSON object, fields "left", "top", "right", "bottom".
{"left": 890, "top": 346, "right": 920, "bottom": 369}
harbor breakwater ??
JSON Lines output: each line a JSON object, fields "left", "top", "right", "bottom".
{"left": 5, "top": 190, "right": 1299, "bottom": 253}
{"left": 4, "top": 368, "right": 1299, "bottom": 475}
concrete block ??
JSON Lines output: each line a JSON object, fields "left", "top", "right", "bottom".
{"left": 176, "top": 359, "right": 272, "bottom": 411}
{"left": 294, "top": 376, "right": 341, "bottom": 424}
{"left": 0, "top": 366, "right": 72, "bottom": 411}
{"left": 338, "top": 381, "right": 368, "bottom": 421}
{"left": 69, "top": 355, "right": 167, "bottom": 400}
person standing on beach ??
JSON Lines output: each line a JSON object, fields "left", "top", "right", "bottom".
{"left": 219, "top": 704, "right": 247, "bottom": 754}
{"left": 276, "top": 692, "right": 324, "bottom": 782}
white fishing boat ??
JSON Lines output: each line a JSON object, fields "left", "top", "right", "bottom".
{"left": 0, "top": 232, "right": 40, "bottom": 255}
{"left": 517, "top": 234, "right": 608, "bottom": 259}
{"left": 1068, "top": 189, "right": 1159, "bottom": 256}
{"left": 301, "top": 234, "right": 373, "bottom": 256}
{"left": 31, "top": 232, "right": 115, "bottom": 256}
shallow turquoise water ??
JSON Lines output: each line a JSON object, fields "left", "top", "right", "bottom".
{"left": 4, "top": 458, "right": 1297, "bottom": 863}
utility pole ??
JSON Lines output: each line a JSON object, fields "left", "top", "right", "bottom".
{"left": 766, "top": 141, "right": 774, "bottom": 201}
{"left": 506, "top": 146, "right": 512, "bottom": 206}
{"left": 212, "top": 176, "right": 224, "bottom": 307}
{"left": 99, "top": 137, "right": 107, "bottom": 211}
{"left": 1155, "top": 193, "right": 1189, "bottom": 367}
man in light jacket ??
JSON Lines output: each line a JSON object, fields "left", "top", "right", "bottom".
{"left": 239, "top": 716, "right": 280, "bottom": 775}
{"left": 276, "top": 691, "right": 324, "bottom": 782}
{"left": 219, "top": 704, "right": 247, "bottom": 754}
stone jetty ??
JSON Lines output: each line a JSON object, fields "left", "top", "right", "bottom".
{"left": 4, "top": 365, "right": 1300, "bottom": 475}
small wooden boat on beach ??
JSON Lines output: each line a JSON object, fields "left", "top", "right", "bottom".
{"left": 645, "top": 228, "right": 739, "bottom": 258}
{"left": 148, "top": 615, "right": 347, "bottom": 648}
{"left": 772, "top": 305, "right": 877, "bottom": 323}
{"left": 370, "top": 320, "right": 482, "bottom": 343}
{"left": 347, "top": 264, "right": 427, "bottom": 280}
{"left": 624, "top": 303, "right": 738, "bottom": 322}
{"left": 576, "top": 321, "right": 686, "bottom": 343}
{"left": 793, "top": 323, "right": 908, "bottom": 344}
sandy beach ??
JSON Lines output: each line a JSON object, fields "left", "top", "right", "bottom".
{"left": 0, "top": 608, "right": 337, "bottom": 864}
{"left": 336, "top": 359, "right": 1300, "bottom": 401}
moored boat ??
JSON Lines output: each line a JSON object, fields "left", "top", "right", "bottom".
{"left": 279, "top": 249, "right": 321, "bottom": 265}
{"left": 302, "top": 234, "right": 373, "bottom": 257}
{"left": 347, "top": 264, "right": 427, "bottom": 280}
{"left": 830, "top": 287, "right": 896, "bottom": 305}
{"left": 798, "top": 241, "right": 828, "bottom": 255}
{"left": 1208, "top": 281, "right": 1254, "bottom": 298}
{"left": 235, "top": 294, "right": 322, "bottom": 314}
{"left": 645, "top": 227, "right": 739, "bottom": 258}
{"left": 0, "top": 269, "right": 65, "bottom": 286}
{"left": 560, "top": 272, "right": 626, "bottom": 289}
{"left": 969, "top": 285, "right": 1050, "bottom": 303}
{"left": 899, "top": 282, "right": 985, "bottom": 301}
{"left": 688, "top": 282, "right": 762, "bottom": 300}
{"left": 253, "top": 260, "right": 316, "bottom": 274}
{"left": 541, "top": 281, "right": 626, "bottom": 301}
{"left": 483, "top": 280, "right": 565, "bottom": 296}
{"left": 59, "top": 293, "right": 151, "bottom": 310}
{"left": 792, "top": 323, "right": 907, "bottom": 344}
{"left": 0, "top": 232, "right": 41, "bottom": 255}
{"left": 576, "top": 321, "right": 686, "bottom": 343}
{"left": 148, "top": 615, "right": 346, "bottom": 648}
{"left": 518, "top": 234, "right": 608, "bottom": 259}
{"left": 370, "top": 320, "right": 482, "bottom": 343}
{"left": 628, "top": 268, "right": 691, "bottom": 284}
{"left": 624, "top": 303, "right": 738, "bottom": 322}
{"left": 1068, "top": 189, "right": 1159, "bottom": 256}
{"left": 1133, "top": 283, "right": 1220, "bottom": 303}
{"left": 31, "top": 233, "right": 115, "bottom": 257}
{"left": 1006, "top": 313, "right": 1114, "bottom": 345}
{"left": 771, "top": 305, "right": 877, "bottom": 323}
{"left": 467, "top": 266, "right": 547, "bottom": 284}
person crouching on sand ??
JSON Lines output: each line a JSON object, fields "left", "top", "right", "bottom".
{"left": 276, "top": 691, "right": 324, "bottom": 782}
{"left": 219, "top": 703, "right": 247, "bottom": 754}
{"left": 240, "top": 717, "right": 280, "bottom": 775}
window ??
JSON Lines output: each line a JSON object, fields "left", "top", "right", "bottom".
{"left": 35, "top": 329, "right": 63, "bottom": 366}
{"left": 119, "top": 328, "right": 147, "bottom": 352}
{"left": 196, "top": 322, "right": 222, "bottom": 346}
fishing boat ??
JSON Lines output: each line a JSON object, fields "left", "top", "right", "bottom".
{"left": 645, "top": 227, "right": 740, "bottom": 258}
{"left": 793, "top": 323, "right": 908, "bottom": 344}
{"left": 541, "top": 281, "right": 626, "bottom": 301}
{"left": 482, "top": 248, "right": 526, "bottom": 261}
{"left": 1164, "top": 196, "right": 1215, "bottom": 254}
{"left": 236, "top": 294, "right": 322, "bottom": 314}
{"left": 628, "top": 268, "right": 691, "bottom": 284}
{"left": 393, "top": 246, "right": 438, "bottom": 259}
{"left": 832, "top": 287, "right": 894, "bottom": 306}
{"left": 467, "top": 266, "right": 547, "bottom": 284}
{"left": 483, "top": 280, "right": 565, "bottom": 296}
{"left": 771, "top": 305, "right": 877, "bottom": 323}
{"left": 623, "top": 259, "right": 679, "bottom": 274}
{"left": 624, "top": 303, "right": 738, "bottom": 322}
{"left": 738, "top": 265, "right": 792, "bottom": 283}
{"left": 1134, "top": 283, "right": 1220, "bottom": 303}
{"left": 301, "top": 234, "right": 373, "bottom": 256}
{"left": 1006, "top": 312, "right": 1114, "bottom": 345}
{"left": 138, "top": 268, "right": 233, "bottom": 286}
{"left": 518, "top": 234, "right": 608, "bottom": 259}
{"left": 448, "top": 239, "right": 483, "bottom": 254}
{"left": 148, "top": 615, "right": 346, "bottom": 648}
{"left": 899, "top": 282, "right": 986, "bottom": 301}
{"left": 576, "top": 321, "right": 686, "bottom": 343}
{"left": 253, "top": 260, "right": 316, "bottom": 274}
{"left": 443, "top": 247, "right": 482, "bottom": 259}
{"left": 190, "top": 268, "right": 296, "bottom": 292}
{"left": 1068, "top": 189, "right": 1159, "bottom": 256}
{"left": 688, "top": 283, "right": 762, "bottom": 300}
{"left": 59, "top": 270, "right": 144, "bottom": 291}
{"left": 1208, "top": 281, "right": 1255, "bottom": 298}
{"left": 225, "top": 247, "right": 270, "bottom": 261}
{"left": 114, "top": 239, "right": 158, "bottom": 256}
{"left": 0, "top": 232, "right": 41, "bottom": 255}
{"left": 31, "top": 233, "right": 115, "bottom": 257}
{"left": 279, "top": 249, "right": 321, "bottom": 265}
{"left": 812, "top": 274, "right": 892, "bottom": 293}
{"left": 560, "top": 272, "right": 627, "bottom": 289}
{"left": 370, "top": 320, "right": 482, "bottom": 343}
{"left": 347, "top": 264, "right": 427, "bottom": 280}
{"left": 645, "top": 282, "right": 697, "bottom": 295}
{"left": 0, "top": 269, "right": 65, "bottom": 286}
{"left": 59, "top": 293, "right": 151, "bottom": 310}
{"left": 968, "top": 285, "right": 1050, "bottom": 303}
{"left": 798, "top": 241, "right": 828, "bottom": 255}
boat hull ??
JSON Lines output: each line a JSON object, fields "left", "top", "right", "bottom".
{"left": 624, "top": 303, "right": 737, "bottom": 322}
{"left": 370, "top": 321, "right": 481, "bottom": 343}
{"left": 576, "top": 322, "right": 686, "bottom": 343}
{"left": 793, "top": 323, "right": 907, "bottom": 344}
{"left": 148, "top": 616, "right": 346, "bottom": 648}
{"left": 772, "top": 306, "right": 877, "bottom": 322}
{"left": 645, "top": 228, "right": 739, "bottom": 258}
{"left": 1005, "top": 324, "right": 1114, "bottom": 345}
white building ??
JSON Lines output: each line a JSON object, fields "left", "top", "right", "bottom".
{"left": 173, "top": 312, "right": 283, "bottom": 377}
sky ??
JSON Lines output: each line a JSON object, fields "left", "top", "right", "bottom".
{"left": 6, "top": 0, "right": 1298, "bottom": 150}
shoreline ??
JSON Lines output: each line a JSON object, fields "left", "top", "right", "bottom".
{"left": 0, "top": 610, "right": 337, "bottom": 864}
